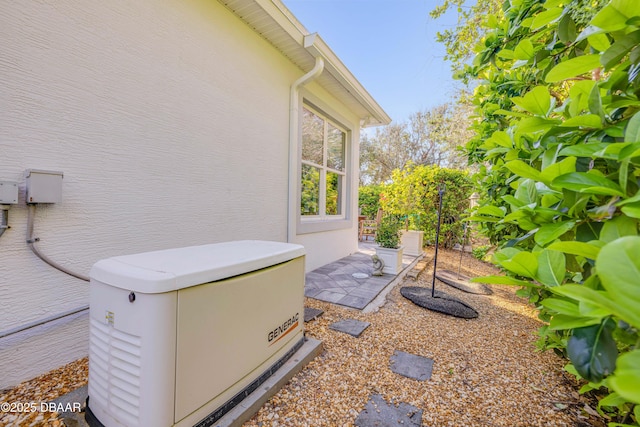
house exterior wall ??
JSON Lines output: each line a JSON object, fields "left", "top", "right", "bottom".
{"left": 0, "top": 0, "right": 361, "bottom": 388}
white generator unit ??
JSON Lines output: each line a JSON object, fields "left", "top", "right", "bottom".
{"left": 85, "top": 240, "right": 306, "bottom": 427}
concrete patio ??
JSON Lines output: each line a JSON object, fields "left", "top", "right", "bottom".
{"left": 304, "top": 241, "right": 423, "bottom": 311}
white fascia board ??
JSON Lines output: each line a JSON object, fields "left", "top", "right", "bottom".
{"left": 303, "top": 33, "right": 391, "bottom": 127}
{"left": 220, "top": 0, "right": 391, "bottom": 127}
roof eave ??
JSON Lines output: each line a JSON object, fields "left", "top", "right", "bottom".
{"left": 218, "top": 0, "right": 391, "bottom": 127}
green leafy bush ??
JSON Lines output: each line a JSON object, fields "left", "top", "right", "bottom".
{"left": 375, "top": 215, "right": 402, "bottom": 249}
{"left": 380, "top": 164, "right": 472, "bottom": 247}
{"left": 459, "top": 0, "right": 640, "bottom": 423}
{"left": 358, "top": 184, "right": 383, "bottom": 219}
{"left": 472, "top": 245, "right": 492, "bottom": 261}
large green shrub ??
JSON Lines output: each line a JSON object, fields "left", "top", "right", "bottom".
{"left": 358, "top": 184, "right": 383, "bottom": 219}
{"left": 460, "top": 0, "right": 640, "bottom": 423}
{"left": 374, "top": 215, "right": 403, "bottom": 249}
{"left": 380, "top": 164, "right": 472, "bottom": 247}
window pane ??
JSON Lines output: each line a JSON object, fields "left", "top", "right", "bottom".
{"left": 301, "top": 164, "right": 320, "bottom": 216}
{"left": 327, "top": 123, "right": 345, "bottom": 171}
{"left": 302, "top": 108, "right": 324, "bottom": 165}
{"left": 326, "top": 171, "right": 342, "bottom": 215}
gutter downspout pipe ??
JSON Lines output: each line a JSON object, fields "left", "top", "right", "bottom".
{"left": 287, "top": 38, "right": 324, "bottom": 242}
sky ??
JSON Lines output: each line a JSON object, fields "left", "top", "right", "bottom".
{"left": 282, "top": 0, "right": 464, "bottom": 125}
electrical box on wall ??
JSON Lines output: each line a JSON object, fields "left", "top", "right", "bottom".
{"left": 0, "top": 181, "right": 19, "bottom": 204}
{"left": 24, "top": 169, "right": 63, "bottom": 204}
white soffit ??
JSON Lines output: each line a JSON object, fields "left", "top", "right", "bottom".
{"left": 218, "top": 0, "right": 391, "bottom": 127}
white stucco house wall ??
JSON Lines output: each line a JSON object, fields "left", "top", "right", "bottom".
{"left": 0, "top": 0, "right": 390, "bottom": 389}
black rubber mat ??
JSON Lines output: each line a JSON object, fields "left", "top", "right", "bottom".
{"left": 436, "top": 270, "right": 493, "bottom": 295}
{"left": 400, "top": 286, "right": 479, "bottom": 319}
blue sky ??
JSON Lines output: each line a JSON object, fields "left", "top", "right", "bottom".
{"left": 282, "top": 0, "right": 464, "bottom": 124}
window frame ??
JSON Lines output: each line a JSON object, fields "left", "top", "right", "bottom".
{"left": 297, "top": 100, "right": 352, "bottom": 235}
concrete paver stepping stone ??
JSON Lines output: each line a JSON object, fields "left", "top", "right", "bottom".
{"left": 390, "top": 350, "right": 434, "bottom": 381}
{"left": 304, "top": 307, "right": 324, "bottom": 322}
{"left": 355, "top": 394, "right": 422, "bottom": 427}
{"left": 328, "top": 319, "right": 370, "bottom": 337}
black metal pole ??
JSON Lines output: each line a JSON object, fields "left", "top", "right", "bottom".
{"left": 431, "top": 184, "right": 445, "bottom": 298}
{"left": 457, "top": 222, "right": 468, "bottom": 279}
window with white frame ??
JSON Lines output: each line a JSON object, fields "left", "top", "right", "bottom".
{"left": 300, "top": 106, "right": 347, "bottom": 220}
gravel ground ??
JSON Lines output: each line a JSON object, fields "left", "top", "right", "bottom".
{"left": 0, "top": 249, "right": 604, "bottom": 426}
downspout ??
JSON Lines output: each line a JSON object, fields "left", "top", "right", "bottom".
{"left": 287, "top": 47, "right": 324, "bottom": 242}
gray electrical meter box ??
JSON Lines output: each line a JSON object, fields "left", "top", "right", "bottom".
{"left": 0, "top": 181, "right": 19, "bottom": 204}
{"left": 24, "top": 169, "right": 63, "bottom": 204}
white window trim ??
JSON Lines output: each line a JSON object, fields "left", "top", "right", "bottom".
{"left": 297, "top": 100, "right": 353, "bottom": 235}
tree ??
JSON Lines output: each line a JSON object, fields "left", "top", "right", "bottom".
{"left": 430, "top": 0, "right": 503, "bottom": 75}
{"left": 360, "top": 101, "right": 473, "bottom": 184}
{"left": 360, "top": 123, "right": 417, "bottom": 185}
{"left": 438, "top": 0, "right": 640, "bottom": 423}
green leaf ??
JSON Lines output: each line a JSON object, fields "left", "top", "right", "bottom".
{"left": 545, "top": 55, "right": 602, "bottom": 83}
{"left": 540, "top": 156, "right": 576, "bottom": 185}
{"left": 616, "top": 190, "right": 640, "bottom": 206}
{"left": 550, "top": 314, "right": 602, "bottom": 330}
{"left": 558, "top": 14, "right": 577, "bottom": 44}
{"left": 466, "top": 214, "right": 503, "bottom": 223}
{"left": 541, "top": 297, "right": 581, "bottom": 316}
{"left": 504, "top": 160, "right": 542, "bottom": 181}
{"left": 551, "top": 285, "right": 614, "bottom": 311}
{"left": 493, "top": 109, "right": 531, "bottom": 118}
{"left": 536, "top": 249, "right": 566, "bottom": 286}
{"left": 591, "top": 0, "right": 640, "bottom": 32}
{"left": 500, "top": 251, "right": 538, "bottom": 278}
{"left": 577, "top": 221, "right": 603, "bottom": 242}
{"left": 567, "top": 318, "right": 618, "bottom": 383}
{"left": 516, "top": 117, "right": 561, "bottom": 134}
{"left": 619, "top": 142, "right": 640, "bottom": 159}
{"left": 625, "top": 111, "right": 640, "bottom": 143}
{"left": 487, "top": 130, "right": 513, "bottom": 148}
{"left": 497, "top": 49, "right": 515, "bottom": 60}
{"left": 552, "top": 172, "right": 625, "bottom": 196}
{"left": 514, "top": 179, "right": 538, "bottom": 205}
{"left": 576, "top": 25, "right": 607, "bottom": 44}
{"left": 502, "top": 195, "right": 526, "bottom": 208}
{"left": 548, "top": 241, "right": 601, "bottom": 260}
{"left": 559, "top": 114, "right": 602, "bottom": 128}
{"left": 601, "top": 30, "right": 640, "bottom": 70}
{"left": 597, "top": 236, "right": 640, "bottom": 329}
{"left": 471, "top": 275, "right": 533, "bottom": 287}
{"left": 535, "top": 222, "right": 576, "bottom": 247}
{"left": 511, "top": 86, "right": 551, "bottom": 116}
{"left": 600, "top": 215, "right": 637, "bottom": 243}
{"left": 475, "top": 205, "right": 506, "bottom": 217}
{"left": 621, "top": 202, "right": 640, "bottom": 218}
{"left": 608, "top": 349, "right": 640, "bottom": 404}
{"left": 588, "top": 33, "right": 611, "bottom": 52}
{"left": 531, "top": 7, "right": 563, "bottom": 30}
{"left": 593, "top": 142, "right": 632, "bottom": 160}
{"left": 559, "top": 143, "right": 609, "bottom": 157}
{"left": 598, "top": 391, "right": 628, "bottom": 408}
{"left": 514, "top": 38, "right": 535, "bottom": 60}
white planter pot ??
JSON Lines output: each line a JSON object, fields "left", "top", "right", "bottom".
{"left": 375, "top": 246, "right": 404, "bottom": 275}
{"left": 401, "top": 230, "right": 424, "bottom": 257}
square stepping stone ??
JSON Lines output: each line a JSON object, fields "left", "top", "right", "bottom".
{"left": 390, "top": 350, "right": 433, "bottom": 381}
{"left": 304, "top": 307, "right": 324, "bottom": 322}
{"left": 328, "top": 319, "right": 370, "bottom": 337}
{"left": 355, "top": 394, "right": 422, "bottom": 427}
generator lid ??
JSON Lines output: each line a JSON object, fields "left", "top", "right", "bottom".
{"left": 90, "top": 240, "right": 305, "bottom": 293}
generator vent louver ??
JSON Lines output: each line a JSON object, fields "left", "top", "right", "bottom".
{"left": 89, "top": 317, "right": 142, "bottom": 425}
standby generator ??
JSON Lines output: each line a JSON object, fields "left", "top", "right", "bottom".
{"left": 85, "top": 240, "right": 305, "bottom": 427}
